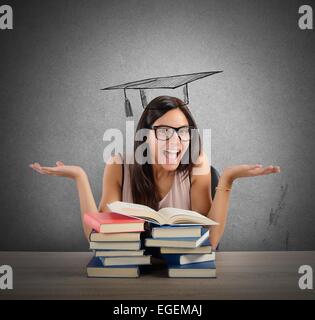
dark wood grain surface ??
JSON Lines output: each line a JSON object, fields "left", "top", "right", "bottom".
{"left": 0, "top": 251, "right": 314, "bottom": 300}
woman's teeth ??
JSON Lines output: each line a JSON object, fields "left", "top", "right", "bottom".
{"left": 163, "top": 150, "right": 181, "bottom": 161}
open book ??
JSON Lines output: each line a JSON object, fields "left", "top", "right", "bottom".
{"left": 107, "top": 201, "right": 219, "bottom": 226}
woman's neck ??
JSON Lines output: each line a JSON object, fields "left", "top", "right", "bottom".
{"left": 151, "top": 163, "right": 175, "bottom": 182}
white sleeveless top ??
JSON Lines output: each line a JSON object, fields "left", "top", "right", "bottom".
{"left": 119, "top": 154, "right": 191, "bottom": 210}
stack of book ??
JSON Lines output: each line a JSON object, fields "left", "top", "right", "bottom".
{"left": 84, "top": 212, "right": 151, "bottom": 278}
{"left": 146, "top": 225, "right": 216, "bottom": 278}
{"left": 106, "top": 201, "right": 219, "bottom": 278}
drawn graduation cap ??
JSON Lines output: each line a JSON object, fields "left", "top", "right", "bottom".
{"left": 101, "top": 71, "right": 223, "bottom": 117}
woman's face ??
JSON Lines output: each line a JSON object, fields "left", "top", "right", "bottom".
{"left": 148, "top": 108, "right": 190, "bottom": 172}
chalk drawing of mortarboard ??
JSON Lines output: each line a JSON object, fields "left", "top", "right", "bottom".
{"left": 101, "top": 71, "right": 223, "bottom": 117}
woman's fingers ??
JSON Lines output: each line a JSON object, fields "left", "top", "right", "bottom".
{"left": 274, "top": 166, "right": 281, "bottom": 172}
{"left": 29, "top": 162, "right": 60, "bottom": 176}
{"left": 261, "top": 165, "right": 280, "bottom": 174}
{"left": 30, "top": 164, "right": 50, "bottom": 175}
{"left": 31, "top": 162, "right": 40, "bottom": 169}
{"left": 247, "top": 166, "right": 268, "bottom": 174}
{"left": 42, "top": 170, "right": 58, "bottom": 176}
{"left": 30, "top": 161, "right": 65, "bottom": 170}
{"left": 31, "top": 166, "right": 46, "bottom": 174}
{"left": 30, "top": 162, "right": 43, "bottom": 170}
{"left": 41, "top": 167, "right": 63, "bottom": 176}
{"left": 40, "top": 167, "right": 60, "bottom": 176}
{"left": 41, "top": 166, "right": 57, "bottom": 171}
{"left": 260, "top": 167, "right": 275, "bottom": 175}
{"left": 223, "top": 163, "right": 281, "bottom": 181}
{"left": 263, "top": 166, "right": 281, "bottom": 174}
{"left": 248, "top": 164, "right": 263, "bottom": 169}
{"left": 249, "top": 165, "right": 281, "bottom": 176}
{"left": 29, "top": 163, "right": 41, "bottom": 171}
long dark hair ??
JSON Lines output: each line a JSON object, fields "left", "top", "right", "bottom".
{"left": 129, "top": 96, "right": 202, "bottom": 210}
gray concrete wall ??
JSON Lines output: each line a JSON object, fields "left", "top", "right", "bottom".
{"left": 0, "top": 0, "right": 314, "bottom": 251}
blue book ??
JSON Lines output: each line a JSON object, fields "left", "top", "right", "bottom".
{"left": 86, "top": 256, "right": 139, "bottom": 278}
{"left": 89, "top": 241, "right": 141, "bottom": 250}
{"left": 94, "top": 249, "right": 145, "bottom": 257}
{"left": 145, "top": 228, "right": 209, "bottom": 248}
{"left": 160, "top": 238, "right": 212, "bottom": 254}
{"left": 152, "top": 225, "right": 204, "bottom": 238}
{"left": 168, "top": 260, "right": 216, "bottom": 278}
{"left": 161, "top": 252, "right": 215, "bottom": 265}
{"left": 98, "top": 255, "right": 151, "bottom": 266}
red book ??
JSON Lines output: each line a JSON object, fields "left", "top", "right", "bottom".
{"left": 84, "top": 212, "right": 145, "bottom": 234}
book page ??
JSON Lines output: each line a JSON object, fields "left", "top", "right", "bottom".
{"left": 107, "top": 201, "right": 162, "bottom": 224}
{"left": 158, "top": 207, "right": 218, "bottom": 225}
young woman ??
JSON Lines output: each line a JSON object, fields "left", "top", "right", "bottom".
{"left": 29, "top": 96, "right": 280, "bottom": 250}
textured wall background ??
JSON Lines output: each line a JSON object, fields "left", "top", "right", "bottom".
{"left": 0, "top": 0, "right": 314, "bottom": 251}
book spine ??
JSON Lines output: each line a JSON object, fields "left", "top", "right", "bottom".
{"left": 84, "top": 214, "right": 100, "bottom": 233}
{"left": 99, "top": 257, "right": 107, "bottom": 266}
{"left": 161, "top": 254, "right": 181, "bottom": 265}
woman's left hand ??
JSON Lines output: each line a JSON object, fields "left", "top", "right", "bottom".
{"left": 222, "top": 164, "right": 281, "bottom": 186}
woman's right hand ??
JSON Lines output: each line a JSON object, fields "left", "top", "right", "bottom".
{"left": 29, "top": 161, "right": 85, "bottom": 180}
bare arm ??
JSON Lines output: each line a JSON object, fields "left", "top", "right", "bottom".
{"left": 98, "top": 155, "right": 123, "bottom": 213}
{"left": 207, "top": 164, "right": 281, "bottom": 250}
{"left": 30, "top": 161, "right": 99, "bottom": 240}
{"left": 206, "top": 174, "right": 233, "bottom": 250}
{"left": 78, "top": 155, "right": 123, "bottom": 240}
{"left": 30, "top": 157, "right": 123, "bottom": 241}
{"left": 190, "top": 153, "right": 231, "bottom": 250}
{"left": 190, "top": 152, "right": 212, "bottom": 215}
{"left": 75, "top": 171, "right": 98, "bottom": 240}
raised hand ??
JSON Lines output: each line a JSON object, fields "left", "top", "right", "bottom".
{"left": 29, "top": 161, "right": 85, "bottom": 180}
{"left": 222, "top": 164, "right": 281, "bottom": 186}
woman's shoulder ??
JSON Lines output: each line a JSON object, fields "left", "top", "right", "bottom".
{"left": 103, "top": 154, "right": 125, "bottom": 187}
{"left": 191, "top": 151, "right": 211, "bottom": 177}
{"left": 105, "top": 153, "right": 124, "bottom": 165}
{"left": 106, "top": 153, "right": 134, "bottom": 165}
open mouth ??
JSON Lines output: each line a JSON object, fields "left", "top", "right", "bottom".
{"left": 163, "top": 150, "right": 181, "bottom": 162}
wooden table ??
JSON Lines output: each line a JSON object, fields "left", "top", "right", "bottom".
{"left": 0, "top": 251, "right": 314, "bottom": 300}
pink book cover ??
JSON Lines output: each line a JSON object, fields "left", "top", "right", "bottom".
{"left": 83, "top": 212, "right": 145, "bottom": 233}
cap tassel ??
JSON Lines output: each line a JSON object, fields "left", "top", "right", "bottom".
{"left": 124, "top": 89, "right": 133, "bottom": 117}
{"left": 124, "top": 97, "right": 133, "bottom": 117}
{"left": 183, "top": 83, "right": 189, "bottom": 105}
{"left": 140, "top": 89, "right": 148, "bottom": 109}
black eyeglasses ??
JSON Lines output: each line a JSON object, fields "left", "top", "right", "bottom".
{"left": 149, "top": 125, "right": 194, "bottom": 141}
